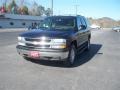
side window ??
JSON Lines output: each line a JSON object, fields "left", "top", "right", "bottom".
{"left": 77, "top": 17, "right": 82, "bottom": 30}
{"left": 85, "top": 18, "right": 90, "bottom": 27}
{"left": 81, "top": 17, "right": 87, "bottom": 29}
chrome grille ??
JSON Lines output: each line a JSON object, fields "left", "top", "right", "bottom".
{"left": 26, "top": 43, "right": 50, "bottom": 48}
{"left": 25, "top": 38, "right": 51, "bottom": 42}
{"left": 24, "top": 37, "right": 51, "bottom": 48}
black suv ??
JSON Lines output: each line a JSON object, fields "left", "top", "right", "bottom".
{"left": 16, "top": 16, "right": 91, "bottom": 66}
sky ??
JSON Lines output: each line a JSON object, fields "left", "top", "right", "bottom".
{"left": 35, "top": 0, "right": 120, "bottom": 20}
{"left": 0, "top": 0, "right": 120, "bottom": 20}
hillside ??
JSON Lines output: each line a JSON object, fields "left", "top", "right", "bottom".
{"left": 88, "top": 17, "right": 120, "bottom": 28}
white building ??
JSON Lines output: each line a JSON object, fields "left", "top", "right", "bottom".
{"left": 0, "top": 13, "right": 45, "bottom": 28}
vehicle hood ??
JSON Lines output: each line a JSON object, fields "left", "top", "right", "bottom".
{"left": 20, "top": 29, "right": 74, "bottom": 39}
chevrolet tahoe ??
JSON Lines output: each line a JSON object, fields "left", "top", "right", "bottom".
{"left": 16, "top": 15, "right": 91, "bottom": 66}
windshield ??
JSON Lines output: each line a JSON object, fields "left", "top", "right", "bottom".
{"left": 38, "top": 17, "right": 76, "bottom": 30}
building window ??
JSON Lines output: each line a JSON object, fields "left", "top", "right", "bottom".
{"left": 22, "top": 22, "right": 26, "bottom": 26}
{"left": 10, "top": 22, "right": 14, "bottom": 25}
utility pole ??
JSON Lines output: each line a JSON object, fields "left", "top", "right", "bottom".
{"left": 51, "top": 0, "right": 53, "bottom": 16}
{"left": 4, "top": 0, "right": 7, "bottom": 8}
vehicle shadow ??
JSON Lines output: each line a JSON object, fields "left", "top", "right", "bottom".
{"left": 26, "top": 44, "right": 102, "bottom": 68}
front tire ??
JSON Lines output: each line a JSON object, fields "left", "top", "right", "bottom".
{"left": 65, "top": 45, "right": 76, "bottom": 67}
{"left": 85, "top": 39, "right": 90, "bottom": 51}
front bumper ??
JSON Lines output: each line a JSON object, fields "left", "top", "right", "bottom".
{"left": 16, "top": 45, "right": 69, "bottom": 61}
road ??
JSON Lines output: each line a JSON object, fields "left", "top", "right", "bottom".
{"left": 0, "top": 29, "right": 120, "bottom": 90}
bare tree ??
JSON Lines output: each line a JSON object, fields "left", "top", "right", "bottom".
{"left": 45, "top": 8, "right": 52, "bottom": 16}
{"left": 36, "top": 5, "right": 45, "bottom": 16}
{"left": 29, "top": 1, "right": 38, "bottom": 15}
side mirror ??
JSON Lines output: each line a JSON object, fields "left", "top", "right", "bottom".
{"left": 79, "top": 25, "right": 86, "bottom": 30}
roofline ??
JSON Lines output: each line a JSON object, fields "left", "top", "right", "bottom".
{"left": 47, "top": 15, "right": 83, "bottom": 18}
{"left": 0, "top": 13, "right": 46, "bottom": 20}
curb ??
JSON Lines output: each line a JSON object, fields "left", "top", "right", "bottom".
{"left": 0, "top": 28, "right": 27, "bottom": 33}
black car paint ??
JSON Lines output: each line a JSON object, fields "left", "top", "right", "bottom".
{"left": 17, "top": 16, "right": 91, "bottom": 64}
{"left": 20, "top": 29, "right": 75, "bottom": 39}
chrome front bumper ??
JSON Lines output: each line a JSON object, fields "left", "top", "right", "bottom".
{"left": 16, "top": 46, "right": 69, "bottom": 61}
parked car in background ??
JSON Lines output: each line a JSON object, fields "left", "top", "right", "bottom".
{"left": 112, "top": 26, "right": 120, "bottom": 32}
{"left": 90, "top": 24, "right": 101, "bottom": 30}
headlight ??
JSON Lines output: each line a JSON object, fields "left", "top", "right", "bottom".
{"left": 51, "top": 39, "right": 66, "bottom": 49}
{"left": 18, "top": 36, "right": 25, "bottom": 41}
{"left": 18, "top": 36, "right": 25, "bottom": 46}
{"left": 51, "top": 44, "right": 66, "bottom": 49}
{"left": 51, "top": 39, "right": 66, "bottom": 43}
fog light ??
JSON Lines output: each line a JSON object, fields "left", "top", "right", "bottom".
{"left": 18, "top": 42, "right": 25, "bottom": 46}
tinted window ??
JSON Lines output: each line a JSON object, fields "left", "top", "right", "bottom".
{"left": 39, "top": 17, "right": 76, "bottom": 30}
{"left": 39, "top": 18, "right": 51, "bottom": 29}
{"left": 81, "top": 17, "right": 87, "bottom": 27}
{"left": 85, "top": 18, "right": 90, "bottom": 27}
{"left": 77, "top": 17, "right": 82, "bottom": 29}
{"left": 52, "top": 18, "right": 75, "bottom": 28}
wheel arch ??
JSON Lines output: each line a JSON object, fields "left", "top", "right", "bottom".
{"left": 88, "top": 34, "right": 91, "bottom": 40}
{"left": 71, "top": 40, "right": 77, "bottom": 49}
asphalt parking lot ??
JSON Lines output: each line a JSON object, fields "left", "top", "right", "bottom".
{"left": 0, "top": 28, "right": 120, "bottom": 90}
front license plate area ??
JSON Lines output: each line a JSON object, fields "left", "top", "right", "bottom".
{"left": 29, "top": 51, "right": 40, "bottom": 58}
